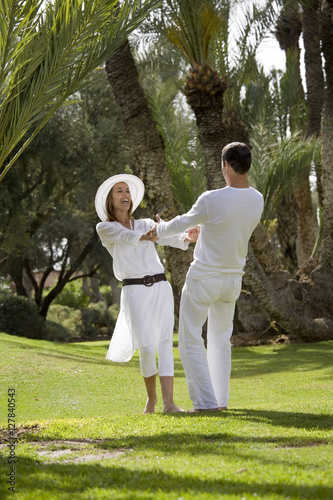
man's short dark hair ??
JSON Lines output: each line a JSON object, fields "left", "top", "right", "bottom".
{"left": 221, "top": 142, "right": 251, "bottom": 174}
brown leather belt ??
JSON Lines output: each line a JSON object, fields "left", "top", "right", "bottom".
{"left": 122, "top": 273, "right": 166, "bottom": 287}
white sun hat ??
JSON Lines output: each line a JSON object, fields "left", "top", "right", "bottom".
{"left": 95, "top": 174, "right": 145, "bottom": 222}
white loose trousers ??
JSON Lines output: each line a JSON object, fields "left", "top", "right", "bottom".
{"left": 179, "top": 274, "right": 242, "bottom": 409}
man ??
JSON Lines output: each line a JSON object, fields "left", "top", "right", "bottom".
{"left": 154, "top": 142, "right": 264, "bottom": 411}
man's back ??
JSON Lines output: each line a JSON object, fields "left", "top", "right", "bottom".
{"left": 188, "top": 186, "right": 263, "bottom": 279}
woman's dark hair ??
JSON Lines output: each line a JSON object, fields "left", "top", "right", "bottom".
{"left": 105, "top": 186, "right": 133, "bottom": 222}
{"left": 221, "top": 142, "right": 251, "bottom": 174}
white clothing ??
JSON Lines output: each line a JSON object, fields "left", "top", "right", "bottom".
{"left": 179, "top": 274, "right": 242, "bottom": 409}
{"left": 97, "top": 218, "right": 188, "bottom": 281}
{"left": 139, "top": 340, "right": 174, "bottom": 378}
{"left": 156, "top": 186, "right": 264, "bottom": 408}
{"left": 156, "top": 187, "right": 264, "bottom": 279}
{"left": 96, "top": 218, "right": 189, "bottom": 364}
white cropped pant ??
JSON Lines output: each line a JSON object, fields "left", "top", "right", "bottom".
{"left": 179, "top": 274, "right": 242, "bottom": 409}
{"left": 139, "top": 339, "right": 174, "bottom": 378}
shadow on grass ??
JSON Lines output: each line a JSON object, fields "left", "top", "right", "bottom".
{"left": 0, "top": 455, "right": 331, "bottom": 499}
{"left": 231, "top": 341, "right": 333, "bottom": 378}
{"left": 4, "top": 334, "right": 333, "bottom": 377}
{"left": 171, "top": 408, "right": 333, "bottom": 430}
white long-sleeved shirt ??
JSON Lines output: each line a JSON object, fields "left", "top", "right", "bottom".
{"left": 156, "top": 186, "right": 264, "bottom": 279}
{"left": 96, "top": 218, "right": 189, "bottom": 281}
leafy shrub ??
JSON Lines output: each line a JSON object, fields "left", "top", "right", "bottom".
{"left": 0, "top": 294, "right": 45, "bottom": 339}
{"left": 52, "top": 280, "right": 89, "bottom": 309}
{"left": 80, "top": 302, "right": 110, "bottom": 338}
{"left": 108, "top": 303, "right": 120, "bottom": 326}
{"left": 100, "top": 285, "right": 112, "bottom": 306}
{"left": 44, "top": 320, "right": 72, "bottom": 342}
{"left": 47, "top": 305, "right": 82, "bottom": 338}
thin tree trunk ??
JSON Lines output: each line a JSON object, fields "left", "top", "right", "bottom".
{"left": 7, "top": 259, "right": 29, "bottom": 297}
{"left": 303, "top": 0, "right": 324, "bottom": 206}
{"left": 276, "top": 5, "right": 317, "bottom": 264}
{"left": 310, "top": 0, "right": 333, "bottom": 318}
{"left": 39, "top": 232, "right": 98, "bottom": 318}
{"left": 105, "top": 40, "right": 192, "bottom": 297}
{"left": 317, "top": 0, "right": 333, "bottom": 270}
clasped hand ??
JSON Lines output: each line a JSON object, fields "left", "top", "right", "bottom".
{"left": 140, "top": 214, "right": 200, "bottom": 243}
{"left": 140, "top": 215, "right": 160, "bottom": 242}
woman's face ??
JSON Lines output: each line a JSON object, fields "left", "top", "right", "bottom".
{"left": 111, "top": 182, "right": 132, "bottom": 212}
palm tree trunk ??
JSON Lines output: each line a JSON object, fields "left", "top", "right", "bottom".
{"left": 105, "top": 40, "right": 192, "bottom": 297}
{"left": 276, "top": 4, "right": 317, "bottom": 264}
{"left": 303, "top": 0, "right": 324, "bottom": 206}
{"left": 187, "top": 86, "right": 226, "bottom": 190}
{"left": 275, "top": 194, "right": 299, "bottom": 276}
{"left": 243, "top": 246, "right": 333, "bottom": 340}
{"left": 311, "top": 0, "right": 333, "bottom": 312}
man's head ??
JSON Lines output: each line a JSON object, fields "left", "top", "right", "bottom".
{"left": 221, "top": 142, "right": 251, "bottom": 175}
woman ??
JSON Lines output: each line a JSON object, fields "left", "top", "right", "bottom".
{"left": 95, "top": 174, "right": 196, "bottom": 414}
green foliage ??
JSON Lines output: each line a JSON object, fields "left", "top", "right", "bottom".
{"left": 48, "top": 301, "right": 116, "bottom": 340}
{"left": 100, "top": 285, "right": 113, "bottom": 306}
{"left": 44, "top": 320, "right": 72, "bottom": 343}
{"left": 0, "top": 71, "right": 133, "bottom": 314}
{"left": 108, "top": 303, "right": 120, "bottom": 324}
{"left": 0, "top": 294, "right": 45, "bottom": 339}
{"left": 52, "top": 280, "right": 89, "bottom": 310}
{"left": 164, "top": 0, "right": 225, "bottom": 66}
{"left": 147, "top": 84, "right": 206, "bottom": 212}
{"left": 0, "top": 277, "right": 11, "bottom": 293}
{"left": 249, "top": 129, "right": 321, "bottom": 225}
{"left": 0, "top": 0, "right": 161, "bottom": 180}
{"left": 80, "top": 302, "right": 111, "bottom": 338}
{"left": 47, "top": 305, "right": 82, "bottom": 339}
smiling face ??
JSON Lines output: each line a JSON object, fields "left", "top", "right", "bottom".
{"left": 105, "top": 182, "right": 134, "bottom": 222}
{"left": 111, "top": 182, "right": 132, "bottom": 211}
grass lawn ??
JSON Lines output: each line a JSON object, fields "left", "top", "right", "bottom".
{"left": 0, "top": 331, "right": 332, "bottom": 499}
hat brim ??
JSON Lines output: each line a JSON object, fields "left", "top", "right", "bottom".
{"left": 95, "top": 174, "right": 145, "bottom": 222}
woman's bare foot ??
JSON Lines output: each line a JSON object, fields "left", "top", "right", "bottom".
{"left": 143, "top": 397, "right": 157, "bottom": 414}
{"left": 163, "top": 403, "right": 184, "bottom": 413}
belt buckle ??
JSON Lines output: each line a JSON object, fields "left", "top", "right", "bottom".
{"left": 142, "top": 275, "right": 154, "bottom": 287}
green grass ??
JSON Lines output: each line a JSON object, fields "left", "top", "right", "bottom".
{"left": 1, "top": 332, "right": 332, "bottom": 499}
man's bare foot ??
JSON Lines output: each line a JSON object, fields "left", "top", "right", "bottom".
{"left": 143, "top": 397, "right": 157, "bottom": 414}
{"left": 163, "top": 403, "right": 184, "bottom": 413}
{"left": 186, "top": 408, "right": 218, "bottom": 413}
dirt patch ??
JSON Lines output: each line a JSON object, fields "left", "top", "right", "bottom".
{"left": 0, "top": 424, "right": 41, "bottom": 444}
{"left": 1, "top": 438, "right": 133, "bottom": 463}
{"left": 32, "top": 441, "right": 133, "bottom": 463}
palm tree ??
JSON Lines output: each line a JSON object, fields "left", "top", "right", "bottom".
{"left": 105, "top": 40, "right": 193, "bottom": 302}
{"left": 0, "top": 0, "right": 160, "bottom": 181}
{"left": 302, "top": 0, "right": 324, "bottom": 206}
{"left": 274, "top": 0, "right": 317, "bottom": 264}
{"left": 104, "top": 1, "right": 333, "bottom": 339}
{"left": 312, "top": 1, "right": 333, "bottom": 286}
{"left": 164, "top": 0, "right": 276, "bottom": 190}
{"left": 163, "top": 0, "right": 228, "bottom": 189}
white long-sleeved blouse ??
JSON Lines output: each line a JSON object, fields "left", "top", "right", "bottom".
{"left": 96, "top": 218, "right": 189, "bottom": 280}
{"left": 96, "top": 218, "right": 190, "bottom": 362}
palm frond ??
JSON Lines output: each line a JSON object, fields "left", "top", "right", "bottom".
{"left": 164, "top": 0, "right": 225, "bottom": 66}
{"left": 0, "top": 0, "right": 161, "bottom": 181}
{"left": 220, "top": 0, "right": 278, "bottom": 109}
{"left": 249, "top": 128, "right": 321, "bottom": 225}
{"left": 147, "top": 87, "right": 206, "bottom": 212}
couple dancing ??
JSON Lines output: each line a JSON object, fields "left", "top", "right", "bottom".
{"left": 95, "top": 142, "right": 264, "bottom": 414}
